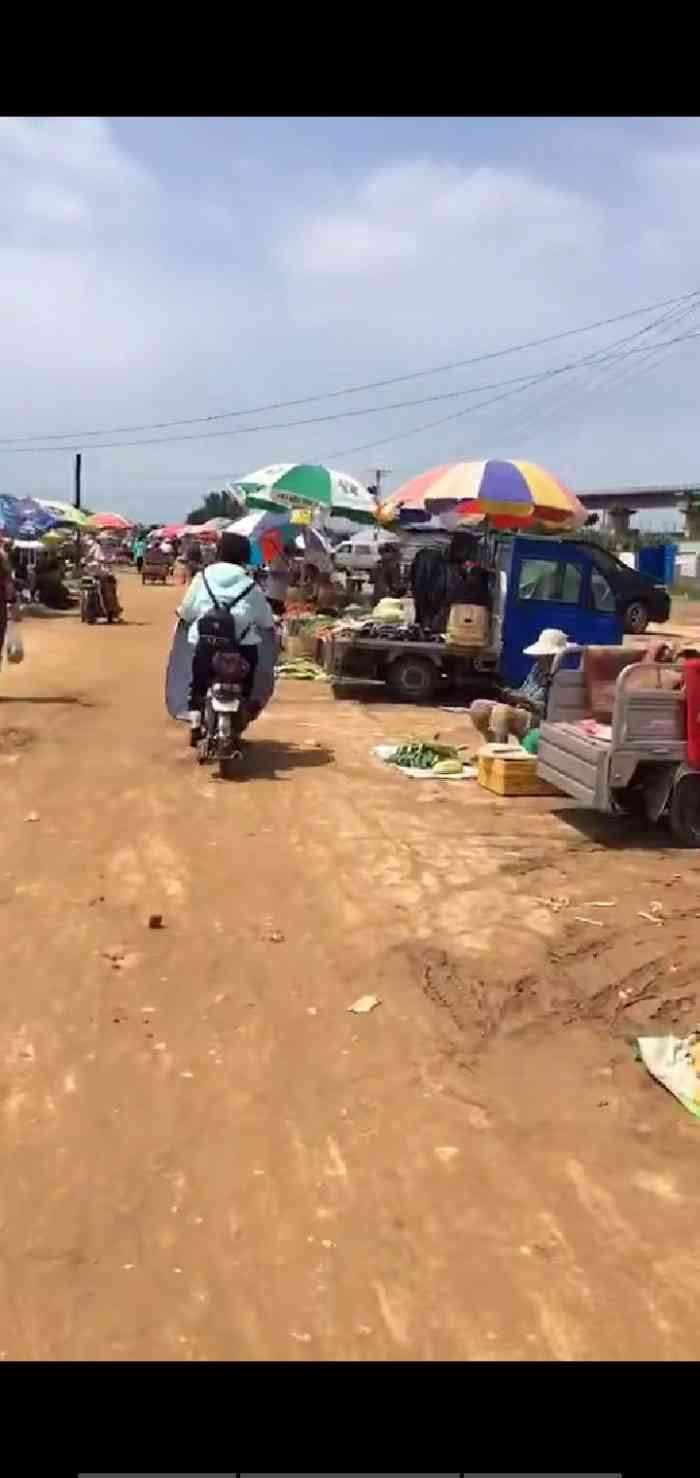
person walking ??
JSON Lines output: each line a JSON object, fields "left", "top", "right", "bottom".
{"left": 263, "top": 542, "right": 296, "bottom": 616}
{"left": 132, "top": 532, "right": 147, "bottom": 574}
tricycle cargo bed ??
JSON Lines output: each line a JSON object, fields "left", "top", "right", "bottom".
{"left": 538, "top": 722, "right": 611, "bottom": 808}
{"left": 537, "top": 649, "right": 689, "bottom": 818}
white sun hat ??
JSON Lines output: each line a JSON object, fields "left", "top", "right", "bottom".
{"left": 523, "top": 628, "right": 570, "bottom": 658}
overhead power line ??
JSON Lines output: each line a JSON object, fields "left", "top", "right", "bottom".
{"left": 457, "top": 295, "right": 700, "bottom": 458}
{"left": 0, "top": 289, "right": 696, "bottom": 449}
{"left": 2, "top": 323, "right": 700, "bottom": 459}
{"left": 321, "top": 322, "right": 700, "bottom": 465}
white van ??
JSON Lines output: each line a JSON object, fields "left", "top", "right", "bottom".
{"left": 333, "top": 531, "right": 398, "bottom": 574}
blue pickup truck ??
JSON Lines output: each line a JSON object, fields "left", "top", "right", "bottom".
{"left": 497, "top": 534, "right": 670, "bottom": 684}
{"left": 324, "top": 534, "right": 671, "bottom": 701}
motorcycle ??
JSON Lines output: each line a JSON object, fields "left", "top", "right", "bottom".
{"left": 190, "top": 649, "right": 253, "bottom": 780}
{"left": 80, "top": 571, "right": 122, "bottom": 624}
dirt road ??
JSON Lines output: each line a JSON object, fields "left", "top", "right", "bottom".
{"left": 2, "top": 573, "right": 700, "bottom": 1361}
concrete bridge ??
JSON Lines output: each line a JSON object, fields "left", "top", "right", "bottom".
{"left": 578, "top": 484, "right": 700, "bottom": 539}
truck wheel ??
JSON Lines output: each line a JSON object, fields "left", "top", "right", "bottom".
{"left": 624, "top": 600, "right": 649, "bottom": 634}
{"left": 386, "top": 655, "right": 438, "bottom": 702}
{"left": 669, "top": 770, "right": 700, "bottom": 846}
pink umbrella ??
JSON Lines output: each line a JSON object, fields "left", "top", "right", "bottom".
{"left": 157, "top": 522, "right": 190, "bottom": 540}
{"left": 87, "top": 511, "right": 134, "bottom": 531}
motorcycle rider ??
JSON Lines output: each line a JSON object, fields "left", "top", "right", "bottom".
{"left": 84, "top": 541, "right": 123, "bottom": 621}
{"left": 178, "top": 531, "right": 275, "bottom": 723}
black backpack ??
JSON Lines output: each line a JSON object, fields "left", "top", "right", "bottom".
{"left": 196, "top": 570, "right": 254, "bottom": 651}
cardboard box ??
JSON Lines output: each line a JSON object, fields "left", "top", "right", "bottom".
{"left": 447, "top": 603, "right": 489, "bottom": 647}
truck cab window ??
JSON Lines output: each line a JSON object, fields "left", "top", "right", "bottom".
{"left": 590, "top": 567, "right": 616, "bottom": 613}
{"left": 517, "top": 557, "right": 583, "bottom": 604}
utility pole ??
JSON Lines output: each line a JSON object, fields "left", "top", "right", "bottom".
{"left": 367, "top": 467, "right": 391, "bottom": 502}
{"left": 74, "top": 452, "right": 82, "bottom": 569}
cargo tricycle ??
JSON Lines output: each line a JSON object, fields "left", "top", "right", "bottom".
{"left": 142, "top": 548, "right": 171, "bottom": 585}
{"left": 537, "top": 645, "right": 700, "bottom": 845}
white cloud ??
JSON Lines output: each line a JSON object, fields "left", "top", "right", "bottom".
{"left": 280, "top": 158, "right": 603, "bottom": 278}
{"left": 0, "top": 116, "right": 150, "bottom": 187}
{"left": 1, "top": 119, "right": 700, "bottom": 519}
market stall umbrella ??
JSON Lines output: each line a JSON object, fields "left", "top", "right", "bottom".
{"left": 154, "top": 522, "right": 190, "bottom": 540}
{"left": 0, "top": 494, "right": 59, "bottom": 539}
{"left": 378, "top": 460, "right": 586, "bottom": 532}
{"left": 42, "top": 528, "right": 74, "bottom": 545}
{"left": 38, "top": 499, "right": 91, "bottom": 528}
{"left": 199, "top": 516, "right": 233, "bottom": 533}
{"left": 86, "top": 511, "right": 134, "bottom": 531}
{"left": 295, "top": 524, "right": 334, "bottom": 573}
{"left": 185, "top": 525, "right": 219, "bottom": 543}
{"left": 234, "top": 464, "right": 376, "bottom": 524}
{"left": 227, "top": 507, "right": 295, "bottom": 566}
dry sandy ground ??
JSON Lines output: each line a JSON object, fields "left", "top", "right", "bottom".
{"left": 1, "top": 573, "right": 700, "bottom": 1361}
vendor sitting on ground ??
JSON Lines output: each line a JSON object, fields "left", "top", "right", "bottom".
{"left": 469, "top": 627, "right": 569, "bottom": 745}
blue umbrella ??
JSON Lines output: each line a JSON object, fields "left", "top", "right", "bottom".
{"left": 0, "top": 495, "right": 59, "bottom": 539}
{"left": 226, "top": 508, "right": 294, "bottom": 567}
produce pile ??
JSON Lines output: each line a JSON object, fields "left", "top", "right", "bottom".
{"left": 275, "top": 657, "right": 327, "bottom": 681}
{"left": 388, "top": 740, "right": 464, "bottom": 774}
{"left": 344, "top": 621, "right": 445, "bottom": 644}
{"left": 286, "top": 612, "right": 333, "bottom": 634}
{"left": 284, "top": 602, "right": 317, "bottom": 619}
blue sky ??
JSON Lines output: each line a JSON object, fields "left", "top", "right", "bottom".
{"left": 1, "top": 115, "right": 699, "bottom": 524}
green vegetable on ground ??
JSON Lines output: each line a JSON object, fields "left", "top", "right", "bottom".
{"left": 276, "top": 658, "right": 327, "bottom": 681}
{"left": 388, "top": 739, "right": 461, "bottom": 771}
{"left": 433, "top": 757, "right": 464, "bottom": 775}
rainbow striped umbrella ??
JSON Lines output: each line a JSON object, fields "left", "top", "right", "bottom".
{"left": 378, "top": 460, "right": 586, "bottom": 532}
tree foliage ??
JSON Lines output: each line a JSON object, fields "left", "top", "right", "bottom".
{"left": 186, "top": 490, "right": 242, "bottom": 525}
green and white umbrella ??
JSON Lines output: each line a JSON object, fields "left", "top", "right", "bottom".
{"left": 38, "top": 499, "right": 91, "bottom": 527}
{"left": 231, "top": 463, "right": 376, "bottom": 525}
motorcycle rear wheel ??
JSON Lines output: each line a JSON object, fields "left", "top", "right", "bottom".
{"left": 219, "top": 750, "right": 242, "bottom": 780}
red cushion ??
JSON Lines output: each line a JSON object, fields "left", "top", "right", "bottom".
{"left": 582, "top": 646, "right": 645, "bottom": 721}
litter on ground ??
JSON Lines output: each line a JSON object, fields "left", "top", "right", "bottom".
{"left": 637, "top": 1031, "right": 700, "bottom": 1119}
{"left": 348, "top": 994, "right": 381, "bottom": 1014}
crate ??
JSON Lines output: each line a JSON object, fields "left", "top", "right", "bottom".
{"left": 477, "top": 745, "right": 561, "bottom": 797}
{"left": 447, "top": 603, "right": 489, "bottom": 648}
{"left": 285, "top": 631, "right": 318, "bottom": 659}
